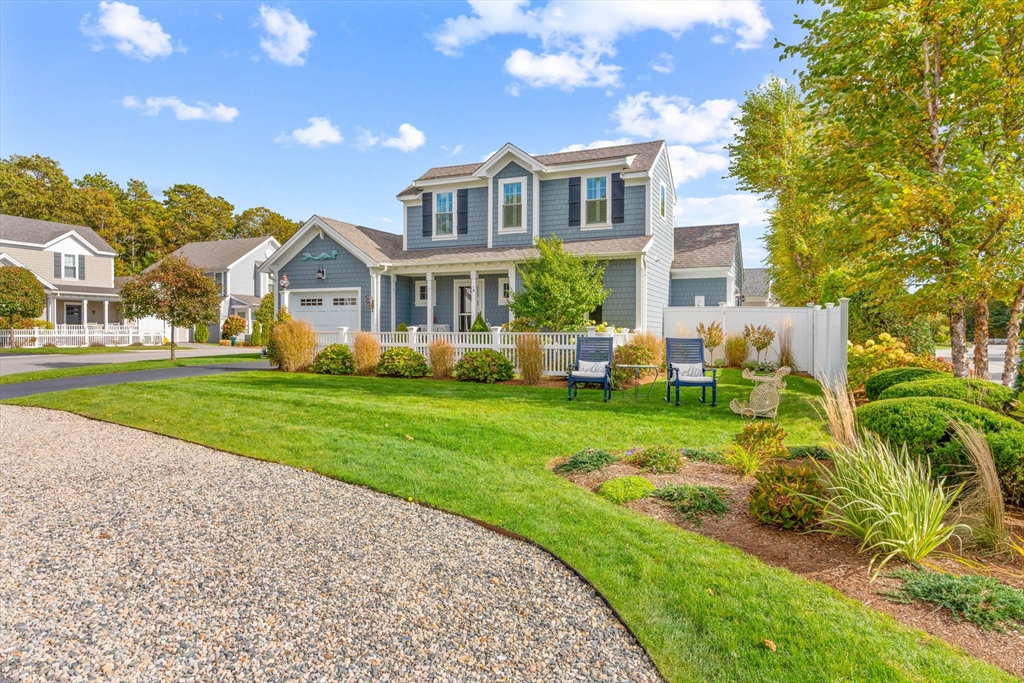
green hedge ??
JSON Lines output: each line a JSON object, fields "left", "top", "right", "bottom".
{"left": 864, "top": 367, "right": 948, "bottom": 401}
{"left": 879, "top": 378, "right": 1017, "bottom": 414}
{"left": 375, "top": 346, "right": 429, "bottom": 378}
{"left": 857, "top": 397, "right": 1024, "bottom": 506}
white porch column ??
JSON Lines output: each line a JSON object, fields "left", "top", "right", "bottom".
{"left": 390, "top": 275, "right": 397, "bottom": 333}
{"left": 103, "top": 300, "right": 109, "bottom": 327}
{"left": 507, "top": 264, "right": 516, "bottom": 323}
{"left": 370, "top": 271, "right": 380, "bottom": 333}
{"left": 470, "top": 268, "right": 478, "bottom": 324}
{"left": 426, "top": 271, "right": 434, "bottom": 333}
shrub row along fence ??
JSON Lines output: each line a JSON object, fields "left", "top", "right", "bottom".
{"left": 663, "top": 299, "right": 850, "bottom": 386}
{"left": 315, "top": 328, "right": 633, "bottom": 376}
{"left": 0, "top": 325, "right": 164, "bottom": 348}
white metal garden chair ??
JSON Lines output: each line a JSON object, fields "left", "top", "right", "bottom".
{"left": 730, "top": 366, "right": 791, "bottom": 419}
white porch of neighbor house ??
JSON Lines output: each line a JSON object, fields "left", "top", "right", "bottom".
{"left": 390, "top": 261, "right": 518, "bottom": 333}
{"left": 48, "top": 293, "right": 122, "bottom": 327}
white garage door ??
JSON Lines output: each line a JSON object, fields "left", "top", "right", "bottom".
{"left": 292, "top": 290, "right": 360, "bottom": 332}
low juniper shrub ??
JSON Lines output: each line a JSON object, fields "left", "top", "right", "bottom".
{"left": 682, "top": 447, "right": 724, "bottom": 463}
{"left": 376, "top": 346, "right": 429, "bottom": 378}
{"left": 311, "top": 343, "right": 354, "bottom": 375}
{"left": 598, "top": 476, "right": 656, "bottom": 504}
{"left": 555, "top": 448, "right": 618, "bottom": 473}
{"left": 748, "top": 464, "right": 826, "bottom": 530}
{"left": 454, "top": 349, "right": 514, "bottom": 383}
{"left": 883, "top": 568, "right": 1024, "bottom": 632}
{"left": 624, "top": 445, "right": 683, "bottom": 473}
{"left": 654, "top": 483, "right": 728, "bottom": 525}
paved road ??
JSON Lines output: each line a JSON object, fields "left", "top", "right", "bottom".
{"left": 0, "top": 361, "right": 270, "bottom": 400}
{"left": 0, "top": 405, "right": 657, "bottom": 682}
{"left": 936, "top": 345, "right": 1011, "bottom": 383}
{"left": 0, "top": 344, "right": 259, "bottom": 377}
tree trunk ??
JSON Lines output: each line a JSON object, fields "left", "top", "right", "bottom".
{"left": 973, "top": 294, "right": 989, "bottom": 380}
{"left": 949, "top": 298, "right": 969, "bottom": 377}
{"left": 170, "top": 324, "right": 176, "bottom": 361}
{"left": 1004, "top": 283, "right": 1024, "bottom": 387}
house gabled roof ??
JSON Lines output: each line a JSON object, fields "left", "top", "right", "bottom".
{"left": 157, "top": 236, "right": 280, "bottom": 271}
{"left": 398, "top": 140, "right": 665, "bottom": 198}
{"left": 672, "top": 224, "right": 741, "bottom": 270}
{"left": 0, "top": 214, "right": 116, "bottom": 255}
{"left": 316, "top": 217, "right": 403, "bottom": 264}
{"left": 743, "top": 268, "right": 770, "bottom": 297}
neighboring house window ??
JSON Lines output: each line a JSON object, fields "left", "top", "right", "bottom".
{"left": 585, "top": 176, "right": 607, "bottom": 226}
{"left": 660, "top": 183, "right": 666, "bottom": 218}
{"left": 435, "top": 192, "right": 454, "bottom": 237}
{"left": 415, "top": 280, "right": 432, "bottom": 307}
{"left": 500, "top": 179, "right": 524, "bottom": 231}
{"left": 212, "top": 272, "right": 224, "bottom": 295}
{"left": 498, "top": 277, "right": 511, "bottom": 306}
{"left": 63, "top": 254, "right": 77, "bottom": 279}
{"left": 266, "top": 277, "right": 274, "bottom": 294}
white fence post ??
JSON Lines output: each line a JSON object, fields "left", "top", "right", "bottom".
{"left": 337, "top": 326, "right": 349, "bottom": 347}
{"left": 490, "top": 326, "right": 501, "bottom": 351}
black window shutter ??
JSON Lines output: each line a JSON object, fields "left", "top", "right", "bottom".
{"left": 611, "top": 173, "right": 625, "bottom": 224}
{"left": 568, "top": 177, "right": 581, "bottom": 227}
{"left": 54, "top": 252, "right": 62, "bottom": 278}
{"left": 421, "top": 192, "right": 433, "bottom": 237}
{"left": 78, "top": 255, "right": 86, "bottom": 279}
{"left": 457, "top": 188, "right": 469, "bottom": 234}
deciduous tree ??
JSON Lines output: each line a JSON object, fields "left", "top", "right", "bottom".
{"left": 0, "top": 266, "right": 45, "bottom": 345}
{"left": 507, "top": 236, "right": 608, "bottom": 331}
{"left": 232, "top": 206, "right": 300, "bottom": 243}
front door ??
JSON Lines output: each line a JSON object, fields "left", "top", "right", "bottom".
{"left": 65, "top": 304, "right": 82, "bottom": 325}
{"left": 458, "top": 286, "right": 473, "bottom": 332}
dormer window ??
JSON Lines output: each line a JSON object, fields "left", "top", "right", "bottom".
{"left": 63, "top": 254, "right": 77, "bottom": 279}
{"left": 585, "top": 176, "right": 608, "bottom": 226}
{"left": 435, "top": 192, "right": 454, "bottom": 237}
{"left": 500, "top": 178, "right": 524, "bottom": 231}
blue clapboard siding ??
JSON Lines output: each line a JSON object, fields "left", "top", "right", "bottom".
{"left": 669, "top": 277, "right": 728, "bottom": 307}
{"left": 395, "top": 276, "right": 415, "bottom": 327}
{"left": 277, "top": 234, "right": 372, "bottom": 330}
{"left": 539, "top": 179, "right": 646, "bottom": 241}
{"left": 482, "top": 274, "right": 510, "bottom": 326}
{"left": 492, "top": 162, "right": 534, "bottom": 248}
{"left": 405, "top": 187, "right": 488, "bottom": 250}
{"left": 645, "top": 147, "right": 673, "bottom": 333}
{"left": 602, "top": 259, "right": 636, "bottom": 328}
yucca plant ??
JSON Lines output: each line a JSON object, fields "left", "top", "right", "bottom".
{"left": 814, "top": 431, "right": 968, "bottom": 577}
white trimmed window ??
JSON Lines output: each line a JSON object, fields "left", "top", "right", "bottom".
{"left": 63, "top": 254, "right": 76, "bottom": 279}
{"left": 498, "top": 277, "right": 511, "bottom": 306}
{"left": 415, "top": 280, "right": 433, "bottom": 307}
{"left": 435, "top": 192, "right": 454, "bottom": 237}
{"left": 660, "top": 182, "right": 666, "bottom": 218}
{"left": 212, "top": 272, "right": 224, "bottom": 295}
{"left": 500, "top": 178, "right": 524, "bottom": 231}
{"left": 585, "top": 176, "right": 608, "bottom": 226}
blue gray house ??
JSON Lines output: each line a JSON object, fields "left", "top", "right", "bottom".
{"left": 260, "top": 141, "right": 743, "bottom": 333}
{"left": 669, "top": 223, "right": 743, "bottom": 308}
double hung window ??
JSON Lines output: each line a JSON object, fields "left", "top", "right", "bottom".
{"left": 586, "top": 177, "right": 607, "bottom": 225}
{"left": 435, "top": 192, "right": 454, "bottom": 236}
{"left": 501, "top": 180, "right": 523, "bottom": 230}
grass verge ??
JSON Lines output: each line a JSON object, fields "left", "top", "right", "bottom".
{"left": 5, "top": 370, "right": 1013, "bottom": 682}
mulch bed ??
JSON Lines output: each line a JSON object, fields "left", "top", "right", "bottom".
{"left": 552, "top": 456, "right": 1024, "bottom": 678}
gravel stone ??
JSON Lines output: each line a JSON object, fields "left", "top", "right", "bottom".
{"left": 0, "top": 405, "right": 660, "bottom": 682}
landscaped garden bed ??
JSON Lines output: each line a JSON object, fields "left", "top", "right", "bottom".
{"left": 553, "top": 444, "right": 1024, "bottom": 678}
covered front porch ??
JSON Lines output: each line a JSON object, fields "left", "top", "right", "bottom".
{"left": 45, "top": 288, "right": 123, "bottom": 327}
{"left": 388, "top": 262, "right": 518, "bottom": 333}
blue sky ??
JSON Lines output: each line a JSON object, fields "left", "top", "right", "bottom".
{"left": 0, "top": 1, "right": 812, "bottom": 266}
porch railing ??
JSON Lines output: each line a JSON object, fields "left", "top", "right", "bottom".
{"left": 0, "top": 324, "right": 163, "bottom": 348}
{"left": 316, "top": 327, "right": 630, "bottom": 376}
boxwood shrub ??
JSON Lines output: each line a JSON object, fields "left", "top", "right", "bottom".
{"left": 857, "top": 397, "right": 1024, "bottom": 506}
{"left": 375, "top": 346, "right": 429, "bottom": 378}
{"left": 864, "top": 367, "right": 948, "bottom": 401}
{"left": 879, "top": 377, "right": 1017, "bottom": 414}
{"left": 311, "top": 343, "right": 354, "bottom": 375}
{"left": 453, "top": 349, "right": 514, "bottom": 383}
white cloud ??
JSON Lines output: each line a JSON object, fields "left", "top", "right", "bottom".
{"left": 558, "top": 138, "right": 633, "bottom": 153}
{"left": 614, "top": 92, "right": 738, "bottom": 144}
{"left": 431, "top": 1, "right": 770, "bottom": 90}
{"left": 649, "top": 52, "right": 674, "bottom": 75}
{"left": 257, "top": 5, "right": 315, "bottom": 66}
{"left": 122, "top": 95, "right": 238, "bottom": 122}
{"left": 676, "top": 194, "right": 769, "bottom": 229}
{"left": 442, "top": 144, "right": 465, "bottom": 157}
{"left": 81, "top": 1, "right": 174, "bottom": 60}
{"left": 275, "top": 117, "right": 343, "bottom": 147}
{"left": 381, "top": 123, "right": 426, "bottom": 152}
{"left": 354, "top": 128, "right": 381, "bottom": 150}
{"left": 505, "top": 48, "right": 620, "bottom": 91}
{"left": 667, "top": 144, "right": 730, "bottom": 183}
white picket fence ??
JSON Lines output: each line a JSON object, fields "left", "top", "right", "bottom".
{"left": 0, "top": 324, "right": 163, "bottom": 348}
{"left": 663, "top": 300, "right": 850, "bottom": 385}
{"left": 315, "top": 327, "right": 632, "bottom": 376}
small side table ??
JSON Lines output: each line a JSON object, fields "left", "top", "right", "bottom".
{"left": 615, "top": 364, "right": 660, "bottom": 402}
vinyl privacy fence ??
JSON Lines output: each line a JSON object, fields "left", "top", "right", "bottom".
{"left": 663, "top": 300, "right": 849, "bottom": 385}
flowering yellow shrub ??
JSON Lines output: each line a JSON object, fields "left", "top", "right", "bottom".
{"left": 848, "top": 333, "right": 952, "bottom": 388}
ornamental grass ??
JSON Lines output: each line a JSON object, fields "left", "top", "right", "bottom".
{"left": 352, "top": 332, "right": 381, "bottom": 376}
{"left": 427, "top": 338, "right": 456, "bottom": 380}
{"left": 271, "top": 319, "right": 317, "bottom": 373}
{"left": 515, "top": 334, "right": 544, "bottom": 385}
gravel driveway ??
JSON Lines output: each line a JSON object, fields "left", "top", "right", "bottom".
{"left": 0, "top": 406, "right": 658, "bottom": 682}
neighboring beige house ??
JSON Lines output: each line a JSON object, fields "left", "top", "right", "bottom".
{"left": 0, "top": 214, "right": 123, "bottom": 325}
{"left": 149, "top": 236, "right": 280, "bottom": 341}
{"left": 741, "top": 268, "right": 774, "bottom": 307}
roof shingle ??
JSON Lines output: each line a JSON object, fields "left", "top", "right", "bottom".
{"left": 672, "top": 224, "right": 740, "bottom": 270}
{"left": 0, "top": 214, "right": 116, "bottom": 254}
{"left": 159, "top": 236, "right": 278, "bottom": 271}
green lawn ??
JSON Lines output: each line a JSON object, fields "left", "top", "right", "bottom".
{"left": 0, "top": 354, "right": 263, "bottom": 385}
{"left": 7, "top": 370, "right": 1012, "bottom": 682}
